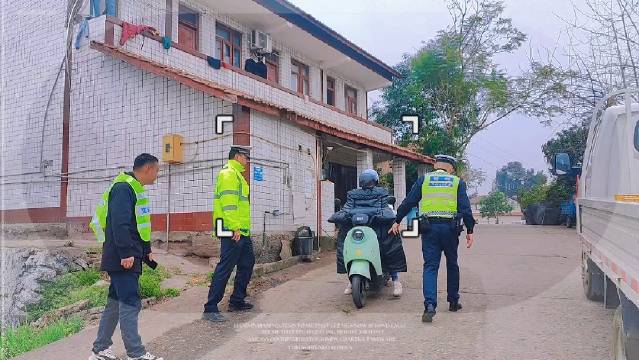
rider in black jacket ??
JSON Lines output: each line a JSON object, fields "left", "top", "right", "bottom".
{"left": 335, "top": 169, "right": 407, "bottom": 297}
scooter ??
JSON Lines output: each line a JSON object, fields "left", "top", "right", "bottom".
{"left": 343, "top": 213, "right": 389, "bottom": 308}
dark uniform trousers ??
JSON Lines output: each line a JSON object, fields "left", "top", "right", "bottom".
{"left": 422, "top": 221, "right": 460, "bottom": 309}
{"left": 204, "top": 235, "right": 255, "bottom": 313}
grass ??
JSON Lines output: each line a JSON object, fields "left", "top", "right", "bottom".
{"left": 6, "top": 266, "right": 180, "bottom": 359}
{"left": 0, "top": 316, "right": 84, "bottom": 360}
{"left": 26, "top": 268, "right": 106, "bottom": 322}
{"left": 139, "top": 265, "right": 181, "bottom": 298}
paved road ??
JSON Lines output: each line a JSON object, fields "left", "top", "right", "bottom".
{"left": 182, "top": 225, "right": 613, "bottom": 360}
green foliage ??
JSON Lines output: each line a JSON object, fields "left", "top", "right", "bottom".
{"left": 495, "top": 161, "right": 547, "bottom": 198}
{"left": 479, "top": 191, "right": 513, "bottom": 220}
{"left": 542, "top": 123, "right": 589, "bottom": 166}
{"left": 0, "top": 316, "right": 83, "bottom": 360}
{"left": 26, "top": 269, "right": 105, "bottom": 322}
{"left": 518, "top": 179, "right": 573, "bottom": 208}
{"left": 139, "top": 265, "right": 180, "bottom": 299}
{"left": 371, "top": 0, "right": 570, "bottom": 158}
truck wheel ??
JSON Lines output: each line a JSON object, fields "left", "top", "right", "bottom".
{"left": 351, "top": 275, "right": 367, "bottom": 309}
{"left": 583, "top": 257, "right": 604, "bottom": 302}
{"left": 613, "top": 307, "right": 628, "bottom": 360}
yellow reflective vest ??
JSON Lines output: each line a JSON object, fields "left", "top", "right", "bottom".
{"left": 420, "top": 170, "right": 460, "bottom": 219}
{"left": 213, "top": 159, "right": 250, "bottom": 236}
{"left": 90, "top": 172, "right": 152, "bottom": 242}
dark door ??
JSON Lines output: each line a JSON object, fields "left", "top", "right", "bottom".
{"left": 329, "top": 162, "right": 357, "bottom": 209}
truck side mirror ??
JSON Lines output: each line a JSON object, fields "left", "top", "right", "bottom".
{"left": 554, "top": 153, "right": 572, "bottom": 176}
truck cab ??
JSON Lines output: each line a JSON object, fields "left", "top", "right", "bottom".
{"left": 555, "top": 89, "right": 639, "bottom": 359}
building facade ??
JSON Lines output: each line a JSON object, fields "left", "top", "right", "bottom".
{"left": 1, "top": 0, "right": 432, "bottom": 244}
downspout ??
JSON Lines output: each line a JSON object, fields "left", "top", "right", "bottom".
{"left": 315, "top": 135, "right": 322, "bottom": 252}
{"left": 166, "top": 164, "right": 171, "bottom": 251}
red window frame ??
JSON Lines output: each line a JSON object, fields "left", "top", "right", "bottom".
{"left": 326, "top": 76, "right": 335, "bottom": 106}
{"left": 178, "top": 5, "right": 199, "bottom": 51}
{"left": 345, "top": 85, "right": 358, "bottom": 114}
{"left": 291, "top": 59, "right": 309, "bottom": 95}
{"left": 216, "top": 23, "right": 242, "bottom": 68}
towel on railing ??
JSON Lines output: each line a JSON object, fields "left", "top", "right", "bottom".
{"left": 120, "top": 22, "right": 157, "bottom": 46}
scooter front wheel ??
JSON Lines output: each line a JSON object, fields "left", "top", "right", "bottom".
{"left": 351, "top": 275, "right": 367, "bottom": 309}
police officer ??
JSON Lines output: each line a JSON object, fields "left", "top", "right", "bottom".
{"left": 389, "top": 155, "right": 475, "bottom": 323}
{"left": 202, "top": 145, "right": 255, "bottom": 322}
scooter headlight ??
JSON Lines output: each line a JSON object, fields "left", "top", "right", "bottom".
{"left": 353, "top": 229, "right": 365, "bottom": 242}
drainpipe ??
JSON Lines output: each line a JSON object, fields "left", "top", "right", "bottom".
{"left": 165, "top": 164, "right": 171, "bottom": 251}
{"left": 315, "top": 135, "right": 322, "bottom": 252}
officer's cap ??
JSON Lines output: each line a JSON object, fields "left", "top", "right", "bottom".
{"left": 434, "top": 154, "right": 457, "bottom": 168}
{"left": 230, "top": 145, "right": 251, "bottom": 158}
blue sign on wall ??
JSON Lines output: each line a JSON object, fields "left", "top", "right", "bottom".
{"left": 253, "top": 166, "right": 264, "bottom": 181}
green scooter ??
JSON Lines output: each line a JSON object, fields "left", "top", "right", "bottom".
{"left": 343, "top": 213, "right": 388, "bottom": 308}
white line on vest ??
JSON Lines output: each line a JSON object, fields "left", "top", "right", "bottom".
{"left": 401, "top": 219, "right": 420, "bottom": 238}
{"left": 215, "top": 219, "right": 234, "bottom": 237}
{"left": 215, "top": 114, "right": 234, "bottom": 134}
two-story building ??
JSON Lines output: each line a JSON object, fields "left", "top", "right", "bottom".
{"left": 1, "top": 0, "right": 433, "bottom": 251}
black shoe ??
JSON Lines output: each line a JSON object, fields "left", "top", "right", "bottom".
{"left": 449, "top": 302, "right": 462, "bottom": 312}
{"left": 422, "top": 304, "right": 436, "bottom": 323}
{"left": 201, "top": 311, "right": 227, "bottom": 322}
{"left": 228, "top": 301, "right": 254, "bottom": 312}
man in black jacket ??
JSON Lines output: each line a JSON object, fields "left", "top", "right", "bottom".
{"left": 90, "top": 154, "right": 163, "bottom": 360}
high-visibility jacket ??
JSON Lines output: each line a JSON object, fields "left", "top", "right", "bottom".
{"left": 90, "top": 172, "right": 152, "bottom": 242}
{"left": 419, "top": 170, "right": 460, "bottom": 219}
{"left": 213, "top": 159, "right": 250, "bottom": 236}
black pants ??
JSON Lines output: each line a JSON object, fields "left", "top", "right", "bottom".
{"left": 204, "top": 235, "right": 255, "bottom": 313}
{"left": 422, "top": 222, "right": 460, "bottom": 309}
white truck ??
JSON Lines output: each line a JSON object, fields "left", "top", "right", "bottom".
{"left": 555, "top": 89, "right": 639, "bottom": 359}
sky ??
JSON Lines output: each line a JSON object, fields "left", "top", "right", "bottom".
{"left": 288, "top": 0, "right": 583, "bottom": 194}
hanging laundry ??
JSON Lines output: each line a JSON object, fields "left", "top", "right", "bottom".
{"left": 162, "top": 36, "right": 172, "bottom": 50}
{"left": 105, "top": 0, "right": 116, "bottom": 16}
{"left": 75, "top": 18, "right": 90, "bottom": 49}
{"left": 254, "top": 60, "right": 267, "bottom": 79}
{"left": 90, "top": 0, "right": 101, "bottom": 17}
{"left": 244, "top": 58, "right": 257, "bottom": 74}
{"left": 119, "top": 22, "right": 158, "bottom": 46}
{"left": 90, "top": 0, "right": 116, "bottom": 17}
{"left": 207, "top": 56, "right": 221, "bottom": 69}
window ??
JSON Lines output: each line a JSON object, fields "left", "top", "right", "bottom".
{"left": 216, "top": 23, "right": 242, "bottom": 68}
{"left": 178, "top": 5, "right": 199, "bottom": 51}
{"left": 291, "top": 59, "right": 309, "bottom": 95}
{"left": 264, "top": 52, "right": 279, "bottom": 84}
{"left": 326, "top": 77, "right": 335, "bottom": 106}
{"left": 345, "top": 85, "right": 358, "bottom": 114}
{"left": 635, "top": 120, "right": 639, "bottom": 152}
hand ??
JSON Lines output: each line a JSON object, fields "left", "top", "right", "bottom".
{"left": 232, "top": 230, "right": 242, "bottom": 242}
{"left": 466, "top": 233, "right": 474, "bottom": 249}
{"left": 388, "top": 223, "right": 401, "bottom": 235}
{"left": 121, "top": 256, "right": 135, "bottom": 269}
{"left": 147, "top": 252, "right": 154, "bottom": 261}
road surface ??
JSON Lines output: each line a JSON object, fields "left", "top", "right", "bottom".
{"left": 146, "top": 225, "right": 613, "bottom": 360}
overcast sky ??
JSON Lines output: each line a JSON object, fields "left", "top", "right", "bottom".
{"left": 289, "top": 0, "right": 583, "bottom": 194}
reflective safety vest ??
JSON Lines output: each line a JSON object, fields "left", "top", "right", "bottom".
{"left": 90, "top": 172, "right": 152, "bottom": 243}
{"left": 419, "top": 170, "right": 460, "bottom": 218}
{"left": 213, "top": 159, "right": 250, "bottom": 236}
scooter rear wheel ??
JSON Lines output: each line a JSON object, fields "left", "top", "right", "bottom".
{"left": 351, "top": 275, "right": 367, "bottom": 309}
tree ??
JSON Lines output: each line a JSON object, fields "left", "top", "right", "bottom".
{"left": 495, "top": 161, "right": 546, "bottom": 198}
{"left": 371, "top": 0, "right": 570, "bottom": 158}
{"left": 459, "top": 166, "right": 486, "bottom": 196}
{"left": 479, "top": 191, "right": 513, "bottom": 223}
{"left": 553, "top": 0, "right": 639, "bottom": 124}
{"left": 541, "top": 122, "right": 589, "bottom": 166}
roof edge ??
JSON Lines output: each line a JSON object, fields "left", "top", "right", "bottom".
{"left": 252, "top": 0, "right": 401, "bottom": 81}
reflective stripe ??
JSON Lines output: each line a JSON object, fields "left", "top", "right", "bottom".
{"left": 215, "top": 190, "right": 240, "bottom": 199}
{"left": 239, "top": 195, "right": 249, "bottom": 201}
{"left": 222, "top": 205, "right": 238, "bottom": 211}
{"left": 137, "top": 191, "right": 149, "bottom": 200}
{"left": 425, "top": 211, "right": 456, "bottom": 218}
{"left": 424, "top": 193, "right": 456, "bottom": 200}
{"left": 137, "top": 222, "right": 151, "bottom": 229}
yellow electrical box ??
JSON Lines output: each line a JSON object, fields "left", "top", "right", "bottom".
{"left": 162, "top": 134, "right": 184, "bottom": 163}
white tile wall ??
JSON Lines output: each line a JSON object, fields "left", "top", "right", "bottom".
{"left": 321, "top": 180, "right": 336, "bottom": 237}
{"left": 1, "top": 1, "right": 68, "bottom": 210}
{"left": 250, "top": 110, "right": 318, "bottom": 234}
{"left": 392, "top": 158, "right": 407, "bottom": 208}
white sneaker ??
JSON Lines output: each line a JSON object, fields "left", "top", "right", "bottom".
{"left": 344, "top": 283, "right": 352, "bottom": 295}
{"left": 392, "top": 280, "right": 403, "bottom": 297}
{"left": 127, "top": 352, "right": 164, "bottom": 360}
{"left": 89, "top": 347, "right": 118, "bottom": 360}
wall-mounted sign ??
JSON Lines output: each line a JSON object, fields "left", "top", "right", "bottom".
{"left": 253, "top": 166, "right": 264, "bottom": 181}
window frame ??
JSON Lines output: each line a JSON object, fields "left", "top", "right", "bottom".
{"left": 326, "top": 76, "right": 335, "bottom": 106}
{"left": 291, "top": 59, "right": 310, "bottom": 96}
{"left": 264, "top": 52, "right": 279, "bottom": 84}
{"left": 344, "top": 84, "right": 358, "bottom": 115}
{"left": 215, "top": 22, "right": 243, "bottom": 68}
{"left": 177, "top": 4, "right": 199, "bottom": 51}
{"left": 634, "top": 120, "right": 639, "bottom": 152}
